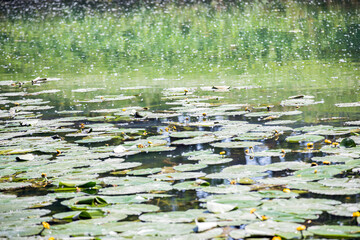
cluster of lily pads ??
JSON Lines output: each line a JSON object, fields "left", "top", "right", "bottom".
{"left": 0, "top": 81, "right": 360, "bottom": 239}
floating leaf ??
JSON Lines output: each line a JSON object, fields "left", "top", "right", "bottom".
{"left": 127, "top": 168, "right": 162, "bottom": 176}
{"left": 285, "top": 134, "right": 324, "bottom": 143}
{"left": 173, "top": 163, "right": 208, "bottom": 172}
{"left": 210, "top": 141, "right": 262, "bottom": 148}
{"left": 340, "top": 138, "right": 356, "bottom": 148}
{"left": 207, "top": 201, "right": 236, "bottom": 213}
{"left": 149, "top": 172, "right": 206, "bottom": 181}
{"left": 308, "top": 225, "right": 360, "bottom": 238}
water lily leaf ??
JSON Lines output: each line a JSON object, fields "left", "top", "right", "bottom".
{"left": 248, "top": 149, "right": 291, "bottom": 157}
{"left": 173, "top": 163, "right": 208, "bottom": 172}
{"left": 182, "top": 150, "right": 213, "bottom": 157}
{"left": 229, "top": 229, "right": 249, "bottom": 239}
{"left": 318, "top": 178, "right": 360, "bottom": 188}
{"left": 211, "top": 141, "right": 262, "bottom": 148}
{"left": 327, "top": 203, "right": 360, "bottom": 217}
{"left": 340, "top": 138, "right": 357, "bottom": 148}
{"left": 187, "top": 154, "right": 233, "bottom": 165}
{"left": 99, "top": 181, "right": 172, "bottom": 195}
{"left": 57, "top": 181, "right": 97, "bottom": 188}
{"left": 15, "top": 153, "right": 35, "bottom": 161}
{"left": 281, "top": 98, "right": 318, "bottom": 106}
{"left": 292, "top": 165, "right": 351, "bottom": 180}
{"left": 102, "top": 203, "right": 160, "bottom": 215}
{"left": 149, "top": 172, "right": 206, "bottom": 181}
{"left": 127, "top": 168, "right": 162, "bottom": 176}
{"left": 285, "top": 134, "right": 324, "bottom": 143}
{"left": 169, "top": 131, "right": 213, "bottom": 138}
{"left": 98, "top": 176, "right": 154, "bottom": 186}
{"left": 263, "top": 161, "right": 310, "bottom": 171}
{"left": 0, "top": 226, "right": 43, "bottom": 238}
{"left": 289, "top": 181, "right": 360, "bottom": 195}
{"left": 0, "top": 195, "right": 56, "bottom": 212}
{"left": 206, "top": 169, "right": 267, "bottom": 179}
{"left": 233, "top": 132, "right": 275, "bottom": 141}
{"left": 109, "top": 222, "right": 194, "bottom": 237}
{"left": 57, "top": 110, "right": 84, "bottom": 114}
{"left": 72, "top": 88, "right": 104, "bottom": 93}
{"left": 201, "top": 194, "right": 261, "bottom": 209}
{"left": 345, "top": 120, "right": 360, "bottom": 126}
{"left": 173, "top": 228, "right": 223, "bottom": 240}
{"left": 295, "top": 125, "right": 333, "bottom": 132}
{"left": 311, "top": 155, "right": 354, "bottom": 163}
{"left": 0, "top": 182, "right": 33, "bottom": 190}
{"left": 201, "top": 184, "right": 250, "bottom": 194}
{"left": 245, "top": 220, "right": 306, "bottom": 237}
{"left": 171, "top": 136, "right": 220, "bottom": 145}
{"left": 258, "top": 190, "right": 299, "bottom": 198}
{"left": 308, "top": 225, "right": 360, "bottom": 238}
{"left": 75, "top": 136, "right": 113, "bottom": 144}
{"left": 320, "top": 145, "right": 360, "bottom": 157}
{"left": 335, "top": 102, "right": 360, "bottom": 107}
{"left": 140, "top": 210, "right": 197, "bottom": 223}
{"left": 245, "top": 111, "right": 283, "bottom": 118}
{"left": 207, "top": 201, "right": 236, "bottom": 213}
{"left": 265, "top": 120, "right": 297, "bottom": 125}
{"left": 53, "top": 209, "right": 106, "bottom": 221}
{"left": 173, "top": 180, "right": 209, "bottom": 191}
{"left": 41, "top": 220, "right": 106, "bottom": 236}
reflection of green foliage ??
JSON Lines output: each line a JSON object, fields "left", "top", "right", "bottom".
{"left": 0, "top": 1, "right": 358, "bottom": 75}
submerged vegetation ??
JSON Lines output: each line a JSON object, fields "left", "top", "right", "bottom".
{"left": 0, "top": 0, "right": 360, "bottom": 239}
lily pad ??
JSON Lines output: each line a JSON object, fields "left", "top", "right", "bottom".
{"left": 139, "top": 210, "right": 197, "bottom": 223}
{"left": 173, "top": 163, "right": 208, "bottom": 172}
{"left": 149, "top": 172, "right": 206, "bottom": 181}
{"left": 308, "top": 225, "right": 360, "bottom": 238}
{"left": 210, "top": 141, "right": 262, "bottom": 148}
{"left": 127, "top": 168, "right": 162, "bottom": 176}
{"left": 285, "top": 134, "right": 325, "bottom": 143}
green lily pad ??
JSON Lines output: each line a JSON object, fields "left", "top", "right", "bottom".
{"left": 258, "top": 190, "right": 299, "bottom": 198}
{"left": 171, "top": 136, "right": 220, "bottom": 145}
{"left": 335, "top": 102, "right": 360, "bottom": 107}
{"left": 109, "top": 222, "right": 194, "bottom": 237}
{"left": 286, "top": 134, "right": 325, "bottom": 143}
{"left": 173, "top": 163, "right": 208, "bottom": 172}
{"left": 308, "top": 225, "right": 360, "bottom": 238}
{"left": 340, "top": 138, "right": 357, "bottom": 148}
{"left": 172, "top": 228, "right": 223, "bottom": 240}
{"left": 169, "top": 131, "right": 213, "bottom": 138}
{"left": 264, "top": 120, "right": 297, "bottom": 125}
{"left": 139, "top": 210, "right": 197, "bottom": 223}
{"left": 318, "top": 178, "right": 360, "bottom": 188}
{"left": 149, "top": 172, "right": 206, "bottom": 181}
{"left": 75, "top": 136, "right": 113, "bottom": 144}
{"left": 206, "top": 201, "right": 236, "bottom": 213}
{"left": 245, "top": 220, "right": 307, "bottom": 237}
{"left": 201, "top": 184, "right": 250, "bottom": 194}
{"left": 173, "top": 180, "right": 210, "bottom": 191}
{"left": 127, "top": 167, "right": 162, "bottom": 176}
{"left": 53, "top": 210, "right": 106, "bottom": 221}
{"left": 233, "top": 132, "right": 275, "bottom": 141}
{"left": 311, "top": 155, "right": 354, "bottom": 163}
{"left": 292, "top": 165, "right": 351, "bottom": 180}
{"left": 210, "top": 141, "right": 262, "bottom": 148}
{"left": 99, "top": 181, "right": 172, "bottom": 195}
{"left": 327, "top": 203, "right": 360, "bottom": 217}
{"left": 289, "top": 181, "right": 360, "bottom": 195}
{"left": 229, "top": 229, "right": 249, "bottom": 239}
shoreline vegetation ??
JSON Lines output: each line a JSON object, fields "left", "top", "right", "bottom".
{"left": 0, "top": 0, "right": 359, "bottom": 76}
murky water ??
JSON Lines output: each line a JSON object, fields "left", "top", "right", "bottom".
{"left": 0, "top": 1, "right": 360, "bottom": 239}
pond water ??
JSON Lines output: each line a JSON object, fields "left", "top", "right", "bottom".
{"left": 0, "top": 1, "right": 360, "bottom": 239}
